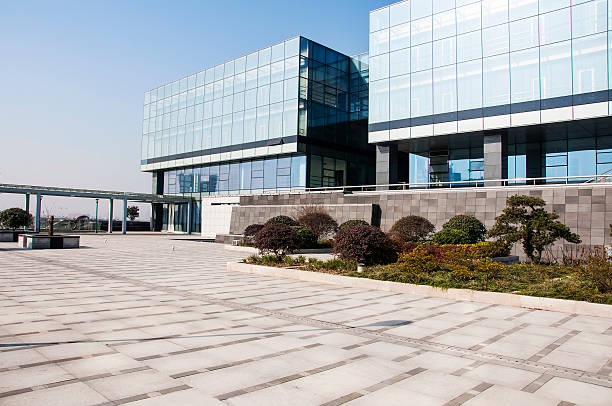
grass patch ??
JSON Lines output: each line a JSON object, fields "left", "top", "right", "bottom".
{"left": 244, "top": 255, "right": 612, "bottom": 305}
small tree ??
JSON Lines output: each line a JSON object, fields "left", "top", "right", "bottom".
{"left": 389, "top": 215, "right": 435, "bottom": 242}
{"left": 334, "top": 224, "right": 397, "bottom": 265}
{"left": 0, "top": 208, "right": 33, "bottom": 230}
{"left": 126, "top": 206, "right": 139, "bottom": 221}
{"left": 297, "top": 212, "right": 338, "bottom": 241}
{"left": 254, "top": 224, "right": 299, "bottom": 256}
{"left": 265, "top": 215, "right": 299, "bottom": 227}
{"left": 488, "top": 195, "right": 581, "bottom": 264}
{"left": 442, "top": 215, "right": 487, "bottom": 243}
{"left": 339, "top": 219, "right": 369, "bottom": 230}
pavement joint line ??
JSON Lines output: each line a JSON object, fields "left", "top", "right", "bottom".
{"left": 169, "top": 342, "right": 323, "bottom": 379}
{"left": 420, "top": 317, "right": 487, "bottom": 340}
{"left": 528, "top": 330, "right": 580, "bottom": 362}
{"left": 441, "top": 382, "right": 493, "bottom": 406}
{"left": 318, "top": 367, "right": 427, "bottom": 406}
{"left": 522, "top": 372, "right": 555, "bottom": 393}
{"left": 469, "top": 323, "right": 530, "bottom": 351}
{"left": 215, "top": 354, "right": 369, "bottom": 401}
{"left": 550, "top": 314, "right": 578, "bottom": 328}
{"left": 505, "top": 309, "right": 531, "bottom": 321}
{"left": 12, "top": 254, "right": 612, "bottom": 390}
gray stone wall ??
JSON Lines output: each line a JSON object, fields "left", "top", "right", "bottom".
{"left": 228, "top": 184, "right": 612, "bottom": 249}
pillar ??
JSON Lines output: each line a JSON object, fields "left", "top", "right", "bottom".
{"left": 186, "top": 201, "right": 192, "bottom": 235}
{"left": 484, "top": 134, "right": 503, "bottom": 186}
{"left": 376, "top": 144, "right": 398, "bottom": 189}
{"left": 108, "top": 199, "right": 113, "bottom": 233}
{"left": 122, "top": 199, "right": 127, "bottom": 235}
{"left": 25, "top": 194, "right": 30, "bottom": 215}
{"left": 34, "top": 193, "right": 41, "bottom": 232}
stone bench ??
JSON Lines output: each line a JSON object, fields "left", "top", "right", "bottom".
{"left": 18, "top": 234, "right": 80, "bottom": 249}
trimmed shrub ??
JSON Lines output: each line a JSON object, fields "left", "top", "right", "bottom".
{"left": 338, "top": 219, "right": 369, "bottom": 230}
{"left": 291, "top": 226, "right": 317, "bottom": 249}
{"left": 297, "top": 212, "right": 338, "bottom": 240}
{"left": 474, "top": 241, "right": 511, "bottom": 258}
{"left": 0, "top": 208, "right": 32, "bottom": 230}
{"left": 265, "top": 215, "right": 299, "bottom": 227}
{"left": 432, "top": 228, "right": 472, "bottom": 245}
{"left": 579, "top": 256, "right": 612, "bottom": 293}
{"left": 243, "top": 224, "right": 264, "bottom": 238}
{"left": 389, "top": 215, "right": 434, "bottom": 242}
{"left": 442, "top": 215, "right": 487, "bottom": 243}
{"left": 333, "top": 225, "right": 397, "bottom": 265}
{"left": 254, "top": 224, "right": 299, "bottom": 256}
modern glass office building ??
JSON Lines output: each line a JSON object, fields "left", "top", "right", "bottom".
{"left": 369, "top": 0, "right": 612, "bottom": 186}
{"left": 141, "top": 1, "right": 612, "bottom": 233}
{"left": 140, "top": 37, "right": 371, "bottom": 232}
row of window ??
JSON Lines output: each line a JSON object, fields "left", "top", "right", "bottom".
{"left": 142, "top": 101, "right": 298, "bottom": 160}
{"left": 164, "top": 156, "right": 307, "bottom": 194}
{"left": 370, "top": 32, "right": 611, "bottom": 123}
{"left": 507, "top": 136, "right": 612, "bottom": 180}
{"left": 143, "top": 81, "right": 299, "bottom": 133}
{"left": 370, "top": 0, "right": 606, "bottom": 34}
{"left": 145, "top": 37, "right": 301, "bottom": 104}
{"left": 371, "top": 3, "right": 608, "bottom": 63}
{"left": 144, "top": 58, "right": 299, "bottom": 120}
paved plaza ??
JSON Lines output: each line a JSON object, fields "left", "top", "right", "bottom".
{"left": 1, "top": 234, "right": 612, "bottom": 405}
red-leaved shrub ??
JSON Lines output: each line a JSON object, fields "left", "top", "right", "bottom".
{"left": 333, "top": 225, "right": 397, "bottom": 265}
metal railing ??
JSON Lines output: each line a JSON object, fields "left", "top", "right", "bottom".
{"left": 304, "top": 174, "right": 612, "bottom": 194}
{"left": 173, "top": 174, "right": 612, "bottom": 199}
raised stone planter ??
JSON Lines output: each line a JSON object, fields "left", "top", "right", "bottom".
{"left": 228, "top": 262, "right": 612, "bottom": 318}
{"left": 0, "top": 230, "right": 29, "bottom": 242}
{"left": 18, "top": 234, "right": 80, "bottom": 250}
{"left": 492, "top": 255, "right": 520, "bottom": 265}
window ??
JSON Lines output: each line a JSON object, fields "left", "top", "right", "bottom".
{"left": 411, "top": 43, "right": 433, "bottom": 72}
{"left": 482, "top": 0, "right": 508, "bottom": 28}
{"left": 510, "top": 48, "right": 540, "bottom": 103}
{"left": 390, "top": 75, "right": 410, "bottom": 120}
{"left": 390, "top": 48, "right": 410, "bottom": 76}
{"left": 483, "top": 24, "right": 509, "bottom": 57}
{"left": 572, "top": 0, "right": 607, "bottom": 39}
{"left": 540, "top": 8, "right": 571, "bottom": 46}
{"left": 457, "top": 2, "right": 481, "bottom": 34}
{"left": 390, "top": 23, "right": 411, "bottom": 51}
{"left": 433, "top": 65, "right": 457, "bottom": 114}
{"left": 411, "top": 70, "right": 433, "bottom": 117}
{"left": 510, "top": 16, "right": 538, "bottom": 52}
{"left": 457, "top": 31, "right": 482, "bottom": 63}
{"left": 370, "top": 7, "right": 389, "bottom": 32}
{"left": 370, "top": 30, "right": 389, "bottom": 56}
{"left": 433, "top": 37, "right": 455, "bottom": 67}
{"left": 411, "top": 16, "right": 433, "bottom": 46}
{"left": 433, "top": 9, "right": 456, "bottom": 40}
{"left": 370, "top": 79, "right": 389, "bottom": 123}
{"left": 540, "top": 41, "right": 572, "bottom": 99}
{"left": 483, "top": 54, "right": 510, "bottom": 107}
{"left": 573, "top": 33, "right": 608, "bottom": 94}
{"left": 390, "top": 1, "right": 410, "bottom": 26}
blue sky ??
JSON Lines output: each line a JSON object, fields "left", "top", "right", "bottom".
{"left": 0, "top": 0, "right": 389, "bottom": 218}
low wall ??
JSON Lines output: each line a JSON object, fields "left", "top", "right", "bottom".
{"left": 228, "top": 184, "right": 612, "bottom": 249}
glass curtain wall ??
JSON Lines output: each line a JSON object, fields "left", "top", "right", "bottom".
{"left": 368, "top": 0, "right": 612, "bottom": 131}
{"left": 163, "top": 154, "right": 307, "bottom": 196}
{"left": 142, "top": 37, "right": 301, "bottom": 163}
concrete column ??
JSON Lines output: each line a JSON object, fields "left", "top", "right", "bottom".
{"left": 484, "top": 134, "right": 503, "bottom": 186}
{"left": 186, "top": 201, "right": 192, "bottom": 235}
{"left": 376, "top": 144, "right": 398, "bottom": 188}
{"left": 25, "top": 194, "right": 30, "bottom": 215}
{"left": 108, "top": 199, "right": 113, "bottom": 233}
{"left": 122, "top": 199, "right": 127, "bottom": 235}
{"left": 34, "top": 193, "right": 41, "bottom": 232}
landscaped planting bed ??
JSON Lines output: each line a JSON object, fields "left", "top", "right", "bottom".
{"left": 240, "top": 196, "right": 612, "bottom": 306}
